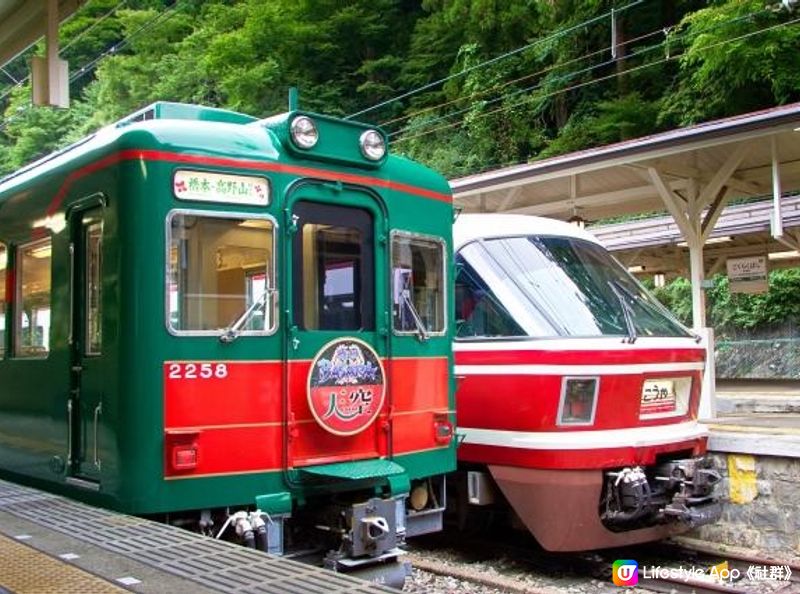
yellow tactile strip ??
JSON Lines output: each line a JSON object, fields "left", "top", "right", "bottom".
{"left": 0, "top": 533, "right": 128, "bottom": 594}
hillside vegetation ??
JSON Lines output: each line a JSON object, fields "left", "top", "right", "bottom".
{"left": 1, "top": 0, "right": 799, "bottom": 178}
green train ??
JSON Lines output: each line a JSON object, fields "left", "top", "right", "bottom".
{"left": 0, "top": 99, "right": 455, "bottom": 584}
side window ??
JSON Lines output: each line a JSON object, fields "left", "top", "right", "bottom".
{"left": 85, "top": 220, "right": 103, "bottom": 354}
{"left": 455, "top": 254, "right": 524, "bottom": 339}
{"left": 168, "top": 212, "right": 276, "bottom": 335}
{"left": 0, "top": 243, "right": 6, "bottom": 357}
{"left": 392, "top": 233, "right": 446, "bottom": 335}
{"left": 15, "top": 239, "right": 52, "bottom": 357}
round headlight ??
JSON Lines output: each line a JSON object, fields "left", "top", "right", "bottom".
{"left": 290, "top": 116, "right": 319, "bottom": 149}
{"left": 359, "top": 129, "right": 386, "bottom": 161}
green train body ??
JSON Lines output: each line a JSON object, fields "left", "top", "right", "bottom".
{"left": 0, "top": 102, "right": 455, "bottom": 570}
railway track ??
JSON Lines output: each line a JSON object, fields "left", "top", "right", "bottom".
{"left": 405, "top": 530, "right": 799, "bottom": 593}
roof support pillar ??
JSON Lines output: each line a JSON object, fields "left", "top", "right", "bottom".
{"left": 648, "top": 167, "right": 718, "bottom": 419}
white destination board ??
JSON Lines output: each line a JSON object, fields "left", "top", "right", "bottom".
{"left": 173, "top": 170, "right": 269, "bottom": 206}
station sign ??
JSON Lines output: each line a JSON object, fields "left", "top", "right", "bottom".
{"left": 727, "top": 255, "right": 768, "bottom": 294}
{"left": 173, "top": 170, "right": 270, "bottom": 206}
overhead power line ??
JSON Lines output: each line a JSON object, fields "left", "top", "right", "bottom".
{"left": 345, "top": 0, "right": 646, "bottom": 120}
{"left": 0, "top": 4, "right": 179, "bottom": 133}
{"left": 381, "top": 6, "right": 772, "bottom": 133}
{"left": 392, "top": 15, "right": 800, "bottom": 146}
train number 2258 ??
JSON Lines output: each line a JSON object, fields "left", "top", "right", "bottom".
{"left": 168, "top": 363, "right": 229, "bottom": 379}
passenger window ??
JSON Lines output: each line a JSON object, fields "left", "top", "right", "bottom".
{"left": 455, "top": 254, "right": 525, "bottom": 339}
{"left": 15, "top": 239, "right": 52, "bottom": 357}
{"left": 392, "top": 233, "right": 446, "bottom": 334}
{"left": 85, "top": 221, "right": 103, "bottom": 354}
{"left": 0, "top": 244, "right": 6, "bottom": 357}
{"left": 168, "top": 213, "right": 276, "bottom": 334}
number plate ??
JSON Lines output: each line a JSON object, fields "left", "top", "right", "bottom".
{"left": 640, "top": 379, "right": 677, "bottom": 416}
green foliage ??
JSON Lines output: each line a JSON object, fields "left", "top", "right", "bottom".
{"left": 1, "top": 0, "right": 799, "bottom": 179}
{"left": 653, "top": 269, "right": 800, "bottom": 338}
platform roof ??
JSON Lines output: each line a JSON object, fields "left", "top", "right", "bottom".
{"left": 0, "top": 1, "right": 85, "bottom": 68}
{"left": 451, "top": 102, "right": 800, "bottom": 223}
{"left": 592, "top": 196, "right": 800, "bottom": 277}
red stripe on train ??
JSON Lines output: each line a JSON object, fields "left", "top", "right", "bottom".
{"left": 44, "top": 148, "right": 451, "bottom": 219}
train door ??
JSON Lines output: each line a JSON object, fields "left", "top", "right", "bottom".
{"left": 285, "top": 189, "right": 389, "bottom": 469}
{"left": 67, "top": 206, "right": 104, "bottom": 484}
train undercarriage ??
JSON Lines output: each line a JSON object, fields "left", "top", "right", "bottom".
{"left": 451, "top": 456, "right": 721, "bottom": 552}
{"left": 165, "top": 476, "right": 447, "bottom": 588}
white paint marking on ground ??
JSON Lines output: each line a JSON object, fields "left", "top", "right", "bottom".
{"left": 116, "top": 577, "right": 142, "bottom": 586}
{"left": 59, "top": 553, "right": 80, "bottom": 560}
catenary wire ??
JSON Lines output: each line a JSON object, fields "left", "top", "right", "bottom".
{"left": 345, "top": 0, "right": 646, "bottom": 120}
{"left": 387, "top": 6, "right": 774, "bottom": 137}
{"left": 392, "top": 15, "right": 800, "bottom": 146}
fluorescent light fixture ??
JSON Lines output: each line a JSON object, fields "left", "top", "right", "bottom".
{"left": 654, "top": 272, "right": 666, "bottom": 288}
{"left": 0, "top": 251, "right": 6, "bottom": 269}
{"left": 627, "top": 265, "right": 646, "bottom": 273}
{"left": 768, "top": 250, "right": 799, "bottom": 261}
{"left": 677, "top": 236, "right": 733, "bottom": 247}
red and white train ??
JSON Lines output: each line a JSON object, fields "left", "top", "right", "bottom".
{"left": 452, "top": 214, "right": 720, "bottom": 551}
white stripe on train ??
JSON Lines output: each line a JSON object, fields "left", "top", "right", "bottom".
{"left": 459, "top": 421, "right": 708, "bottom": 450}
{"left": 455, "top": 362, "right": 704, "bottom": 376}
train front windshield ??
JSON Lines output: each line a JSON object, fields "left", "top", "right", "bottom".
{"left": 456, "top": 235, "right": 691, "bottom": 339}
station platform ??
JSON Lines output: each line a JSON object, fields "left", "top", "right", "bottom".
{"left": 706, "top": 380, "right": 800, "bottom": 458}
{"left": 0, "top": 479, "right": 399, "bottom": 594}
{"left": 715, "top": 380, "right": 800, "bottom": 415}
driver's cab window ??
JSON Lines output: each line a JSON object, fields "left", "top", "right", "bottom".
{"left": 293, "top": 202, "right": 374, "bottom": 331}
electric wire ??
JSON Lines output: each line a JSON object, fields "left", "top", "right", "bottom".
{"left": 388, "top": 6, "right": 774, "bottom": 138}
{"left": 0, "top": 0, "right": 128, "bottom": 105}
{"left": 378, "top": 26, "right": 666, "bottom": 130}
{"left": 380, "top": 5, "right": 771, "bottom": 132}
{"left": 345, "top": 0, "right": 646, "bottom": 120}
{"left": 0, "top": 4, "right": 179, "bottom": 134}
{"left": 392, "top": 14, "right": 800, "bottom": 147}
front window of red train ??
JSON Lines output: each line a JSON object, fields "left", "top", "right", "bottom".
{"left": 455, "top": 236, "right": 692, "bottom": 339}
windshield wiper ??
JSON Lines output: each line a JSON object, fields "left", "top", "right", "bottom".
{"left": 402, "top": 292, "right": 429, "bottom": 342}
{"left": 608, "top": 280, "right": 637, "bottom": 344}
{"left": 220, "top": 288, "right": 274, "bottom": 343}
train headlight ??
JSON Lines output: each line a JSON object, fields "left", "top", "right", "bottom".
{"left": 558, "top": 377, "right": 599, "bottom": 426}
{"left": 359, "top": 129, "right": 386, "bottom": 161}
{"left": 290, "top": 116, "right": 319, "bottom": 149}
